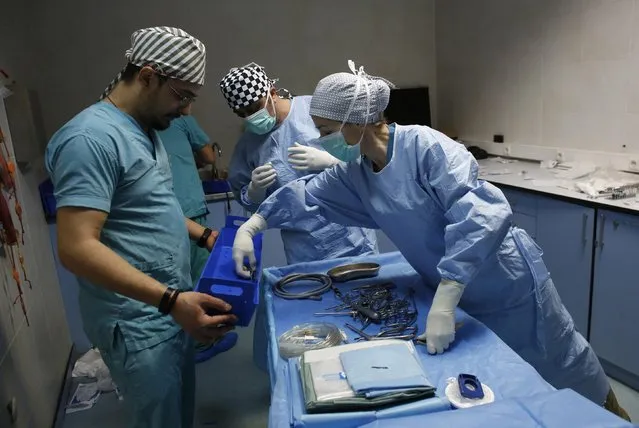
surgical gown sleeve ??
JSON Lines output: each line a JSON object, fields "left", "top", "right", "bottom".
{"left": 420, "top": 133, "right": 512, "bottom": 285}
{"left": 256, "top": 164, "right": 378, "bottom": 230}
{"left": 227, "top": 139, "right": 261, "bottom": 213}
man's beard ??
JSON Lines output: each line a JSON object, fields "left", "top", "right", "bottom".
{"left": 149, "top": 113, "right": 180, "bottom": 131}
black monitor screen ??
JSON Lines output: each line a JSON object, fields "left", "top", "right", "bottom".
{"left": 384, "top": 87, "right": 431, "bottom": 127}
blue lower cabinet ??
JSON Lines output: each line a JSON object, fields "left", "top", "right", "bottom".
{"left": 590, "top": 210, "right": 639, "bottom": 386}
{"left": 499, "top": 187, "right": 539, "bottom": 239}
{"left": 535, "top": 199, "right": 594, "bottom": 337}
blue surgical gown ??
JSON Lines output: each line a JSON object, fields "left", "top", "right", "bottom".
{"left": 257, "top": 124, "right": 610, "bottom": 404}
{"left": 228, "top": 95, "right": 378, "bottom": 264}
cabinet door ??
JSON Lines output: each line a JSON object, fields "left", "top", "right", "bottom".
{"left": 590, "top": 210, "right": 639, "bottom": 377}
{"left": 536, "top": 199, "right": 594, "bottom": 337}
{"left": 499, "top": 187, "right": 538, "bottom": 239}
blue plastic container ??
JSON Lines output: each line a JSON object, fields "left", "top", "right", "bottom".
{"left": 202, "top": 179, "right": 231, "bottom": 194}
{"left": 195, "top": 216, "right": 263, "bottom": 326}
{"left": 38, "top": 179, "right": 57, "bottom": 218}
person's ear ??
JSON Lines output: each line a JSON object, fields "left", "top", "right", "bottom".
{"left": 137, "top": 66, "right": 155, "bottom": 87}
{"left": 269, "top": 87, "right": 278, "bottom": 101}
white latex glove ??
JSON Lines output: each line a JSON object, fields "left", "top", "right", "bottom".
{"left": 247, "top": 163, "right": 277, "bottom": 203}
{"left": 287, "top": 142, "right": 340, "bottom": 171}
{"left": 232, "top": 214, "right": 267, "bottom": 278}
{"left": 418, "top": 279, "right": 465, "bottom": 355}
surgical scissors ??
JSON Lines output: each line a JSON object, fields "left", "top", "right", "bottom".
{"left": 345, "top": 323, "right": 418, "bottom": 342}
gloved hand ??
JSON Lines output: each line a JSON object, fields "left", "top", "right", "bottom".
{"left": 247, "top": 163, "right": 277, "bottom": 203}
{"left": 232, "top": 214, "right": 267, "bottom": 278}
{"left": 287, "top": 142, "right": 340, "bottom": 171}
{"left": 417, "top": 279, "right": 465, "bottom": 354}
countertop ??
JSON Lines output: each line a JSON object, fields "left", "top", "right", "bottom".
{"left": 203, "top": 160, "right": 639, "bottom": 214}
{"left": 477, "top": 158, "right": 639, "bottom": 214}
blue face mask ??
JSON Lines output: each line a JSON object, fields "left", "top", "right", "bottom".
{"left": 318, "top": 131, "right": 361, "bottom": 162}
{"left": 245, "top": 94, "right": 276, "bottom": 135}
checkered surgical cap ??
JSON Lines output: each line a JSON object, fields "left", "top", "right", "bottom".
{"left": 100, "top": 26, "right": 206, "bottom": 100}
{"left": 219, "top": 62, "right": 275, "bottom": 110}
{"left": 310, "top": 61, "right": 395, "bottom": 125}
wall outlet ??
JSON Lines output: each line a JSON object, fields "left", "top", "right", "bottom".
{"left": 630, "top": 159, "right": 638, "bottom": 171}
{"left": 503, "top": 145, "right": 511, "bottom": 156}
{"left": 556, "top": 151, "right": 565, "bottom": 163}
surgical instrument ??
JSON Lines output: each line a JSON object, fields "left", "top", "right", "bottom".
{"left": 346, "top": 323, "right": 417, "bottom": 342}
{"left": 273, "top": 273, "right": 333, "bottom": 300}
{"left": 313, "top": 311, "right": 358, "bottom": 317}
{"left": 324, "top": 283, "right": 420, "bottom": 340}
{"left": 327, "top": 262, "right": 381, "bottom": 283}
{"left": 352, "top": 282, "right": 396, "bottom": 291}
{"left": 242, "top": 264, "right": 257, "bottom": 281}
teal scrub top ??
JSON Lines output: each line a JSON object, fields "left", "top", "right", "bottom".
{"left": 45, "top": 102, "right": 191, "bottom": 352}
{"left": 158, "top": 116, "right": 209, "bottom": 218}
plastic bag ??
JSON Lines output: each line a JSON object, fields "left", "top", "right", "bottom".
{"left": 72, "top": 348, "right": 116, "bottom": 392}
{"left": 66, "top": 382, "right": 100, "bottom": 414}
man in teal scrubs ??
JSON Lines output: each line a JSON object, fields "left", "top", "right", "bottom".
{"left": 46, "top": 27, "right": 236, "bottom": 428}
{"left": 159, "top": 106, "right": 239, "bottom": 357}
{"left": 159, "top": 105, "right": 215, "bottom": 284}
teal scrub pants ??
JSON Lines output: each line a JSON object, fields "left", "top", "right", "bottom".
{"left": 99, "top": 327, "right": 195, "bottom": 428}
{"left": 190, "top": 215, "right": 211, "bottom": 285}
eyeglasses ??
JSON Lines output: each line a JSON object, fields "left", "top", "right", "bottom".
{"left": 167, "top": 81, "right": 196, "bottom": 107}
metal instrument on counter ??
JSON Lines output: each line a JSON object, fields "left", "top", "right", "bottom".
{"left": 607, "top": 183, "right": 639, "bottom": 200}
{"left": 592, "top": 182, "right": 639, "bottom": 200}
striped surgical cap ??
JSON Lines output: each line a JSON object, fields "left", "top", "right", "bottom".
{"left": 100, "top": 26, "right": 206, "bottom": 100}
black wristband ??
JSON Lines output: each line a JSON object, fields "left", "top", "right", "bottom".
{"left": 166, "top": 289, "right": 182, "bottom": 314}
{"left": 158, "top": 287, "right": 176, "bottom": 314}
{"left": 197, "top": 228, "right": 213, "bottom": 248}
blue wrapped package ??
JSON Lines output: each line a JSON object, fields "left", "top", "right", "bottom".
{"left": 339, "top": 343, "right": 434, "bottom": 398}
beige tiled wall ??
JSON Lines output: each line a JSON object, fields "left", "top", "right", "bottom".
{"left": 436, "top": 0, "right": 639, "bottom": 154}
